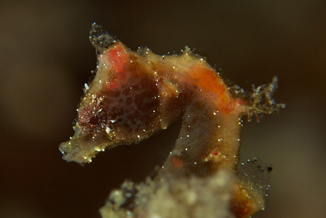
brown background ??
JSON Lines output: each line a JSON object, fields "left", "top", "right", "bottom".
{"left": 0, "top": 0, "right": 325, "bottom": 218}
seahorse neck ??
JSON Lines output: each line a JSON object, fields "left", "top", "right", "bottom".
{"left": 156, "top": 89, "right": 244, "bottom": 179}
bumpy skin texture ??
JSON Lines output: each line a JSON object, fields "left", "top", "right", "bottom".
{"left": 59, "top": 42, "right": 246, "bottom": 167}
{"left": 59, "top": 24, "right": 284, "bottom": 218}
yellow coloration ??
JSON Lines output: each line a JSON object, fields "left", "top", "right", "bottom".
{"left": 59, "top": 23, "right": 284, "bottom": 218}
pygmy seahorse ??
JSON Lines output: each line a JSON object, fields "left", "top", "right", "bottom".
{"left": 59, "top": 23, "right": 284, "bottom": 218}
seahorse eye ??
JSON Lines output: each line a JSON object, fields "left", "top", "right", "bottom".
{"left": 89, "top": 116, "right": 100, "bottom": 125}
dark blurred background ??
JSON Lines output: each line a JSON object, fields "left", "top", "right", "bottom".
{"left": 0, "top": 0, "right": 325, "bottom": 217}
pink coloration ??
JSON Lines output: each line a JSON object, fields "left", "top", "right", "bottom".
{"left": 105, "top": 80, "right": 119, "bottom": 90}
{"left": 107, "top": 42, "right": 129, "bottom": 74}
{"left": 59, "top": 24, "right": 285, "bottom": 218}
{"left": 104, "top": 43, "right": 130, "bottom": 90}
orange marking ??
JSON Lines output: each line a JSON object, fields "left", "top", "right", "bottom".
{"left": 107, "top": 42, "right": 129, "bottom": 73}
{"left": 188, "top": 66, "right": 235, "bottom": 114}
{"left": 105, "top": 78, "right": 119, "bottom": 90}
{"left": 172, "top": 156, "right": 184, "bottom": 168}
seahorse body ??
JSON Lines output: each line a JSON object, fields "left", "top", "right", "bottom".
{"left": 59, "top": 24, "right": 284, "bottom": 218}
{"left": 59, "top": 41, "right": 245, "bottom": 169}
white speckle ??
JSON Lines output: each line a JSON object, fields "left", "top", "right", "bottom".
{"left": 218, "top": 138, "right": 223, "bottom": 142}
{"left": 217, "top": 125, "right": 221, "bottom": 128}
{"left": 130, "top": 87, "right": 133, "bottom": 89}
{"left": 172, "top": 66, "right": 176, "bottom": 69}
{"left": 99, "top": 80, "right": 102, "bottom": 83}
{"left": 237, "top": 139, "right": 241, "bottom": 141}
{"left": 184, "top": 148, "right": 188, "bottom": 151}
{"left": 169, "top": 151, "right": 173, "bottom": 155}
{"left": 84, "top": 83, "right": 89, "bottom": 90}
{"left": 105, "top": 126, "right": 111, "bottom": 134}
{"left": 187, "top": 135, "right": 190, "bottom": 138}
{"left": 137, "top": 135, "right": 141, "bottom": 139}
{"left": 194, "top": 162, "right": 197, "bottom": 165}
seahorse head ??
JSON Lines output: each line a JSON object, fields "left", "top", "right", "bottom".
{"left": 59, "top": 40, "right": 166, "bottom": 164}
